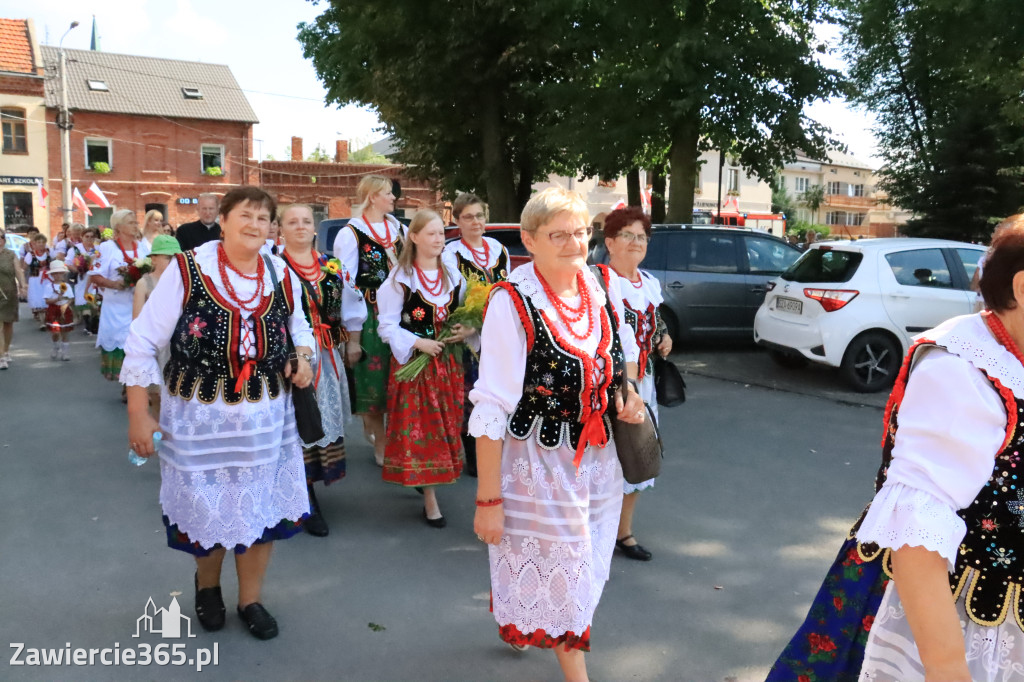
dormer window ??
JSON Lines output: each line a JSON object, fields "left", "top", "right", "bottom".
{"left": 182, "top": 87, "right": 203, "bottom": 100}
{"left": 87, "top": 80, "right": 108, "bottom": 91}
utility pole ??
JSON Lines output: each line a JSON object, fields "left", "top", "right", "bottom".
{"left": 58, "top": 21, "right": 79, "bottom": 226}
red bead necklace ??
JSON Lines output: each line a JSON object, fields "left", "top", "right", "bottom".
{"left": 536, "top": 269, "right": 594, "bottom": 340}
{"left": 461, "top": 238, "right": 491, "bottom": 270}
{"left": 415, "top": 262, "right": 445, "bottom": 297}
{"left": 985, "top": 312, "right": 1024, "bottom": 366}
{"left": 285, "top": 249, "right": 322, "bottom": 282}
{"left": 611, "top": 266, "right": 643, "bottom": 289}
{"left": 116, "top": 238, "right": 139, "bottom": 265}
{"left": 217, "top": 243, "right": 265, "bottom": 309}
{"left": 363, "top": 214, "right": 394, "bottom": 249}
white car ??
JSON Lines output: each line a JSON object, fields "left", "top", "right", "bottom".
{"left": 753, "top": 238, "right": 985, "bottom": 392}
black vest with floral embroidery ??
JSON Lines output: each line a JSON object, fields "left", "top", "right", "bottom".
{"left": 397, "top": 280, "right": 462, "bottom": 340}
{"left": 350, "top": 221, "right": 402, "bottom": 304}
{"left": 851, "top": 339, "right": 1024, "bottom": 629}
{"left": 26, "top": 251, "right": 50, "bottom": 277}
{"left": 601, "top": 266, "right": 659, "bottom": 379}
{"left": 498, "top": 279, "right": 626, "bottom": 452}
{"left": 451, "top": 244, "right": 509, "bottom": 284}
{"left": 163, "top": 252, "right": 293, "bottom": 405}
{"left": 290, "top": 266, "right": 345, "bottom": 347}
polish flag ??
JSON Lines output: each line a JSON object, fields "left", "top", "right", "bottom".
{"left": 84, "top": 182, "right": 111, "bottom": 209}
{"left": 37, "top": 179, "right": 48, "bottom": 208}
{"left": 72, "top": 187, "right": 92, "bottom": 216}
{"left": 641, "top": 188, "right": 651, "bottom": 214}
{"left": 610, "top": 199, "right": 627, "bottom": 211}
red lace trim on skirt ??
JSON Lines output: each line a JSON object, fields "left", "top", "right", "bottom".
{"left": 498, "top": 623, "right": 592, "bottom": 652}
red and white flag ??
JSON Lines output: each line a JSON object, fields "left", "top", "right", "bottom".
{"left": 641, "top": 188, "right": 651, "bottom": 214}
{"left": 84, "top": 182, "right": 111, "bottom": 208}
{"left": 610, "top": 199, "right": 627, "bottom": 211}
{"left": 72, "top": 187, "right": 92, "bottom": 216}
{"left": 37, "top": 179, "right": 48, "bottom": 208}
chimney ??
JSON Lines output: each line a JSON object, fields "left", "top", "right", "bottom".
{"left": 335, "top": 140, "right": 349, "bottom": 163}
{"left": 291, "top": 136, "right": 303, "bottom": 161}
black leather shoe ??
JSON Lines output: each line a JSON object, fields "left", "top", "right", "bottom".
{"left": 238, "top": 603, "right": 279, "bottom": 640}
{"left": 304, "top": 485, "right": 329, "bottom": 537}
{"left": 616, "top": 535, "right": 653, "bottom": 561}
{"left": 423, "top": 508, "right": 447, "bottom": 528}
{"left": 194, "top": 573, "right": 226, "bottom": 631}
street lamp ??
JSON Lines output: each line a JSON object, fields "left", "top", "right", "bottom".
{"left": 58, "top": 21, "right": 80, "bottom": 226}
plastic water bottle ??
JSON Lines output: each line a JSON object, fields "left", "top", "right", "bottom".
{"left": 128, "top": 432, "right": 162, "bottom": 466}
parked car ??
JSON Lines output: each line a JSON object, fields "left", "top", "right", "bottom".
{"left": 753, "top": 238, "right": 985, "bottom": 392}
{"left": 4, "top": 233, "right": 27, "bottom": 254}
{"left": 443, "top": 223, "right": 530, "bottom": 271}
{"left": 592, "top": 225, "right": 801, "bottom": 343}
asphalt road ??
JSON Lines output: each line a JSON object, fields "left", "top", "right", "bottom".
{"left": 0, "top": 315, "right": 885, "bottom": 682}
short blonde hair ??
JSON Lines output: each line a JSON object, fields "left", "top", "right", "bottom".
{"left": 110, "top": 209, "right": 136, "bottom": 234}
{"left": 144, "top": 210, "right": 163, "bottom": 228}
{"left": 67, "top": 223, "right": 85, "bottom": 236}
{"left": 520, "top": 187, "right": 589, "bottom": 234}
{"left": 354, "top": 175, "right": 392, "bottom": 215}
{"left": 278, "top": 203, "right": 313, "bottom": 223}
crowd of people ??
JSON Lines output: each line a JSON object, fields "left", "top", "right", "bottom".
{"left": 3, "top": 178, "right": 676, "bottom": 681}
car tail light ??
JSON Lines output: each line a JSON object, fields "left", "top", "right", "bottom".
{"left": 804, "top": 288, "right": 859, "bottom": 312}
{"left": 766, "top": 281, "right": 776, "bottom": 292}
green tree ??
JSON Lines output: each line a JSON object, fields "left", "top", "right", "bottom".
{"left": 841, "top": 0, "right": 1024, "bottom": 240}
{"left": 306, "top": 143, "right": 332, "bottom": 162}
{"left": 349, "top": 144, "right": 389, "bottom": 164}
{"left": 802, "top": 184, "right": 825, "bottom": 218}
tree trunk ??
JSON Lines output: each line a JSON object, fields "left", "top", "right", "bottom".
{"left": 667, "top": 117, "right": 700, "bottom": 223}
{"left": 650, "top": 164, "right": 666, "bottom": 223}
{"left": 515, "top": 151, "right": 534, "bottom": 216}
{"left": 626, "top": 168, "right": 641, "bottom": 207}
{"left": 479, "top": 86, "right": 518, "bottom": 221}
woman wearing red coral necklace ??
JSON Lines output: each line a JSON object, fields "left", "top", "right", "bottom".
{"left": 768, "top": 217, "right": 1024, "bottom": 682}
{"left": 470, "top": 188, "right": 645, "bottom": 682}
{"left": 602, "top": 206, "right": 673, "bottom": 564}
{"left": 122, "top": 187, "right": 315, "bottom": 643}
{"left": 377, "top": 209, "right": 474, "bottom": 527}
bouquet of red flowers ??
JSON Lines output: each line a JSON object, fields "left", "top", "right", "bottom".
{"left": 72, "top": 253, "right": 93, "bottom": 275}
{"left": 118, "top": 256, "right": 153, "bottom": 288}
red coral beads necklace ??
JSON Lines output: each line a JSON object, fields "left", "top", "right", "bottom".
{"left": 536, "top": 269, "right": 593, "bottom": 340}
{"left": 985, "top": 312, "right": 1024, "bottom": 366}
{"left": 461, "top": 238, "right": 490, "bottom": 270}
{"left": 286, "top": 249, "right": 321, "bottom": 282}
{"left": 217, "top": 243, "right": 265, "bottom": 308}
{"left": 363, "top": 214, "right": 394, "bottom": 249}
{"left": 415, "top": 262, "right": 445, "bottom": 297}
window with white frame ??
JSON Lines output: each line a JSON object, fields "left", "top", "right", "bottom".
{"left": 825, "top": 211, "right": 846, "bottom": 225}
{"left": 827, "top": 181, "right": 842, "bottom": 195}
{"left": 794, "top": 176, "right": 809, "bottom": 193}
{"left": 796, "top": 208, "right": 812, "bottom": 223}
{"left": 85, "top": 138, "right": 111, "bottom": 170}
{"left": 851, "top": 183, "right": 865, "bottom": 197}
{"left": 727, "top": 169, "right": 740, "bottom": 192}
{"left": 201, "top": 144, "right": 224, "bottom": 173}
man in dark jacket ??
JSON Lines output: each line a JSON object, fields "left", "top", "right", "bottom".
{"left": 175, "top": 194, "right": 220, "bottom": 251}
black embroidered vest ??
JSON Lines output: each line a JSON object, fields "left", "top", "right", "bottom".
{"left": 452, "top": 243, "right": 509, "bottom": 284}
{"left": 398, "top": 281, "right": 462, "bottom": 340}
{"left": 288, "top": 263, "right": 345, "bottom": 347}
{"left": 350, "top": 220, "right": 402, "bottom": 305}
{"left": 27, "top": 251, "right": 49, "bottom": 277}
{"left": 851, "top": 339, "right": 1024, "bottom": 629}
{"left": 499, "top": 280, "right": 626, "bottom": 452}
{"left": 163, "top": 252, "right": 294, "bottom": 405}
{"left": 602, "top": 266, "right": 658, "bottom": 379}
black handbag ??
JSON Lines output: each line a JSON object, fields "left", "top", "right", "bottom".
{"left": 654, "top": 355, "right": 686, "bottom": 407}
{"left": 264, "top": 256, "right": 325, "bottom": 444}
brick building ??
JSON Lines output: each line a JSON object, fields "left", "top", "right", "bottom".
{"left": 0, "top": 18, "right": 49, "bottom": 235}
{"left": 41, "top": 46, "right": 258, "bottom": 229}
{"left": 259, "top": 136, "right": 442, "bottom": 222}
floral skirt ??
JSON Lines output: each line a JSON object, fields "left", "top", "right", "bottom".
{"left": 101, "top": 348, "right": 125, "bottom": 380}
{"left": 382, "top": 352, "right": 464, "bottom": 486}
{"left": 304, "top": 437, "right": 346, "bottom": 485}
{"left": 45, "top": 303, "right": 75, "bottom": 331}
{"left": 353, "top": 306, "right": 391, "bottom": 415}
{"left": 766, "top": 537, "right": 890, "bottom": 682}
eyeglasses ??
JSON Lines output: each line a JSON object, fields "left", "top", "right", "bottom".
{"left": 616, "top": 231, "right": 649, "bottom": 244}
{"left": 541, "top": 227, "right": 592, "bottom": 247}
{"left": 459, "top": 212, "right": 486, "bottom": 222}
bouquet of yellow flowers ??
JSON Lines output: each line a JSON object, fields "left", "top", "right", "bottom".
{"left": 394, "top": 277, "right": 493, "bottom": 382}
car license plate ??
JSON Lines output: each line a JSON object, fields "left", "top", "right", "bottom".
{"left": 776, "top": 297, "right": 803, "bottom": 314}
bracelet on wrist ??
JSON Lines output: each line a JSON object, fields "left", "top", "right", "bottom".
{"left": 475, "top": 497, "right": 503, "bottom": 507}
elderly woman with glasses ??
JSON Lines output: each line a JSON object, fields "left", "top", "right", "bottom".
{"left": 442, "top": 192, "right": 509, "bottom": 477}
{"left": 471, "top": 187, "right": 644, "bottom": 682}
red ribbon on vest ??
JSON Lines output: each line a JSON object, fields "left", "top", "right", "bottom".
{"left": 234, "top": 359, "right": 258, "bottom": 394}
{"left": 313, "top": 322, "right": 340, "bottom": 388}
{"left": 574, "top": 411, "right": 609, "bottom": 470}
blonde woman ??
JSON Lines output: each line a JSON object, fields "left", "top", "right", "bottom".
{"left": 377, "top": 210, "right": 474, "bottom": 527}
{"left": 471, "top": 188, "right": 644, "bottom": 682}
{"left": 332, "top": 175, "right": 405, "bottom": 466}
{"left": 141, "top": 210, "right": 164, "bottom": 250}
{"left": 90, "top": 209, "right": 150, "bottom": 389}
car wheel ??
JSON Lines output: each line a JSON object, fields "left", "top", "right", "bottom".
{"left": 659, "top": 306, "right": 680, "bottom": 345}
{"left": 769, "top": 349, "right": 809, "bottom": 369}
{"left": 840, "top": 331, "right": 901, "bottom": 393}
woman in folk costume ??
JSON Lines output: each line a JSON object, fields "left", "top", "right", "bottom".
{"left": 280, "top": 203, "right": 356, "bottom": 537}
{"left": 23, "top": 232, "right": 51, "bottom": 325}
{"left": 442, "top": 192, "right": 510, "bottom": 478}
{"left": 767, "top": 218, "right": 1024, "bottom": 682}
{"left": 122, "top": 187, "right": 315, "bottom": 641}
{"left": 471, "top": 188, "right": 645, "bottom": 682}
{"left": 67, "top": 226, "right": 101, "bottom": 335}
{"left": 377, "top": 209, "right": 475, "bottom": 527}
{"left": 90, "top": 209, "right": 151, "bottom": 393}
{"left": 598, "top": 206, "right": 673, "bottom": 562}
{"left": 332, "top": 174, "right": 405, "bottom": 466}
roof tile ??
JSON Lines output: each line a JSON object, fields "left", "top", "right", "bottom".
{"left": 0, "top": 18, "right": 34, "bottom": 74}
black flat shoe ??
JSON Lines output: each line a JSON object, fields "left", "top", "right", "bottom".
{"left": 423, "top": 508, "right": 447, "bottom": 528}
{"left": 304, "top": 485, "right": 329, "bottom": 537}
{"left": 194, "top": 573, "right": 226, "bottom": 631}
{"left": 616, "top": 535, "right": 653, "bottom": 561}
{"left": 237, "top": 603, "right": 278, "bottom": 640}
